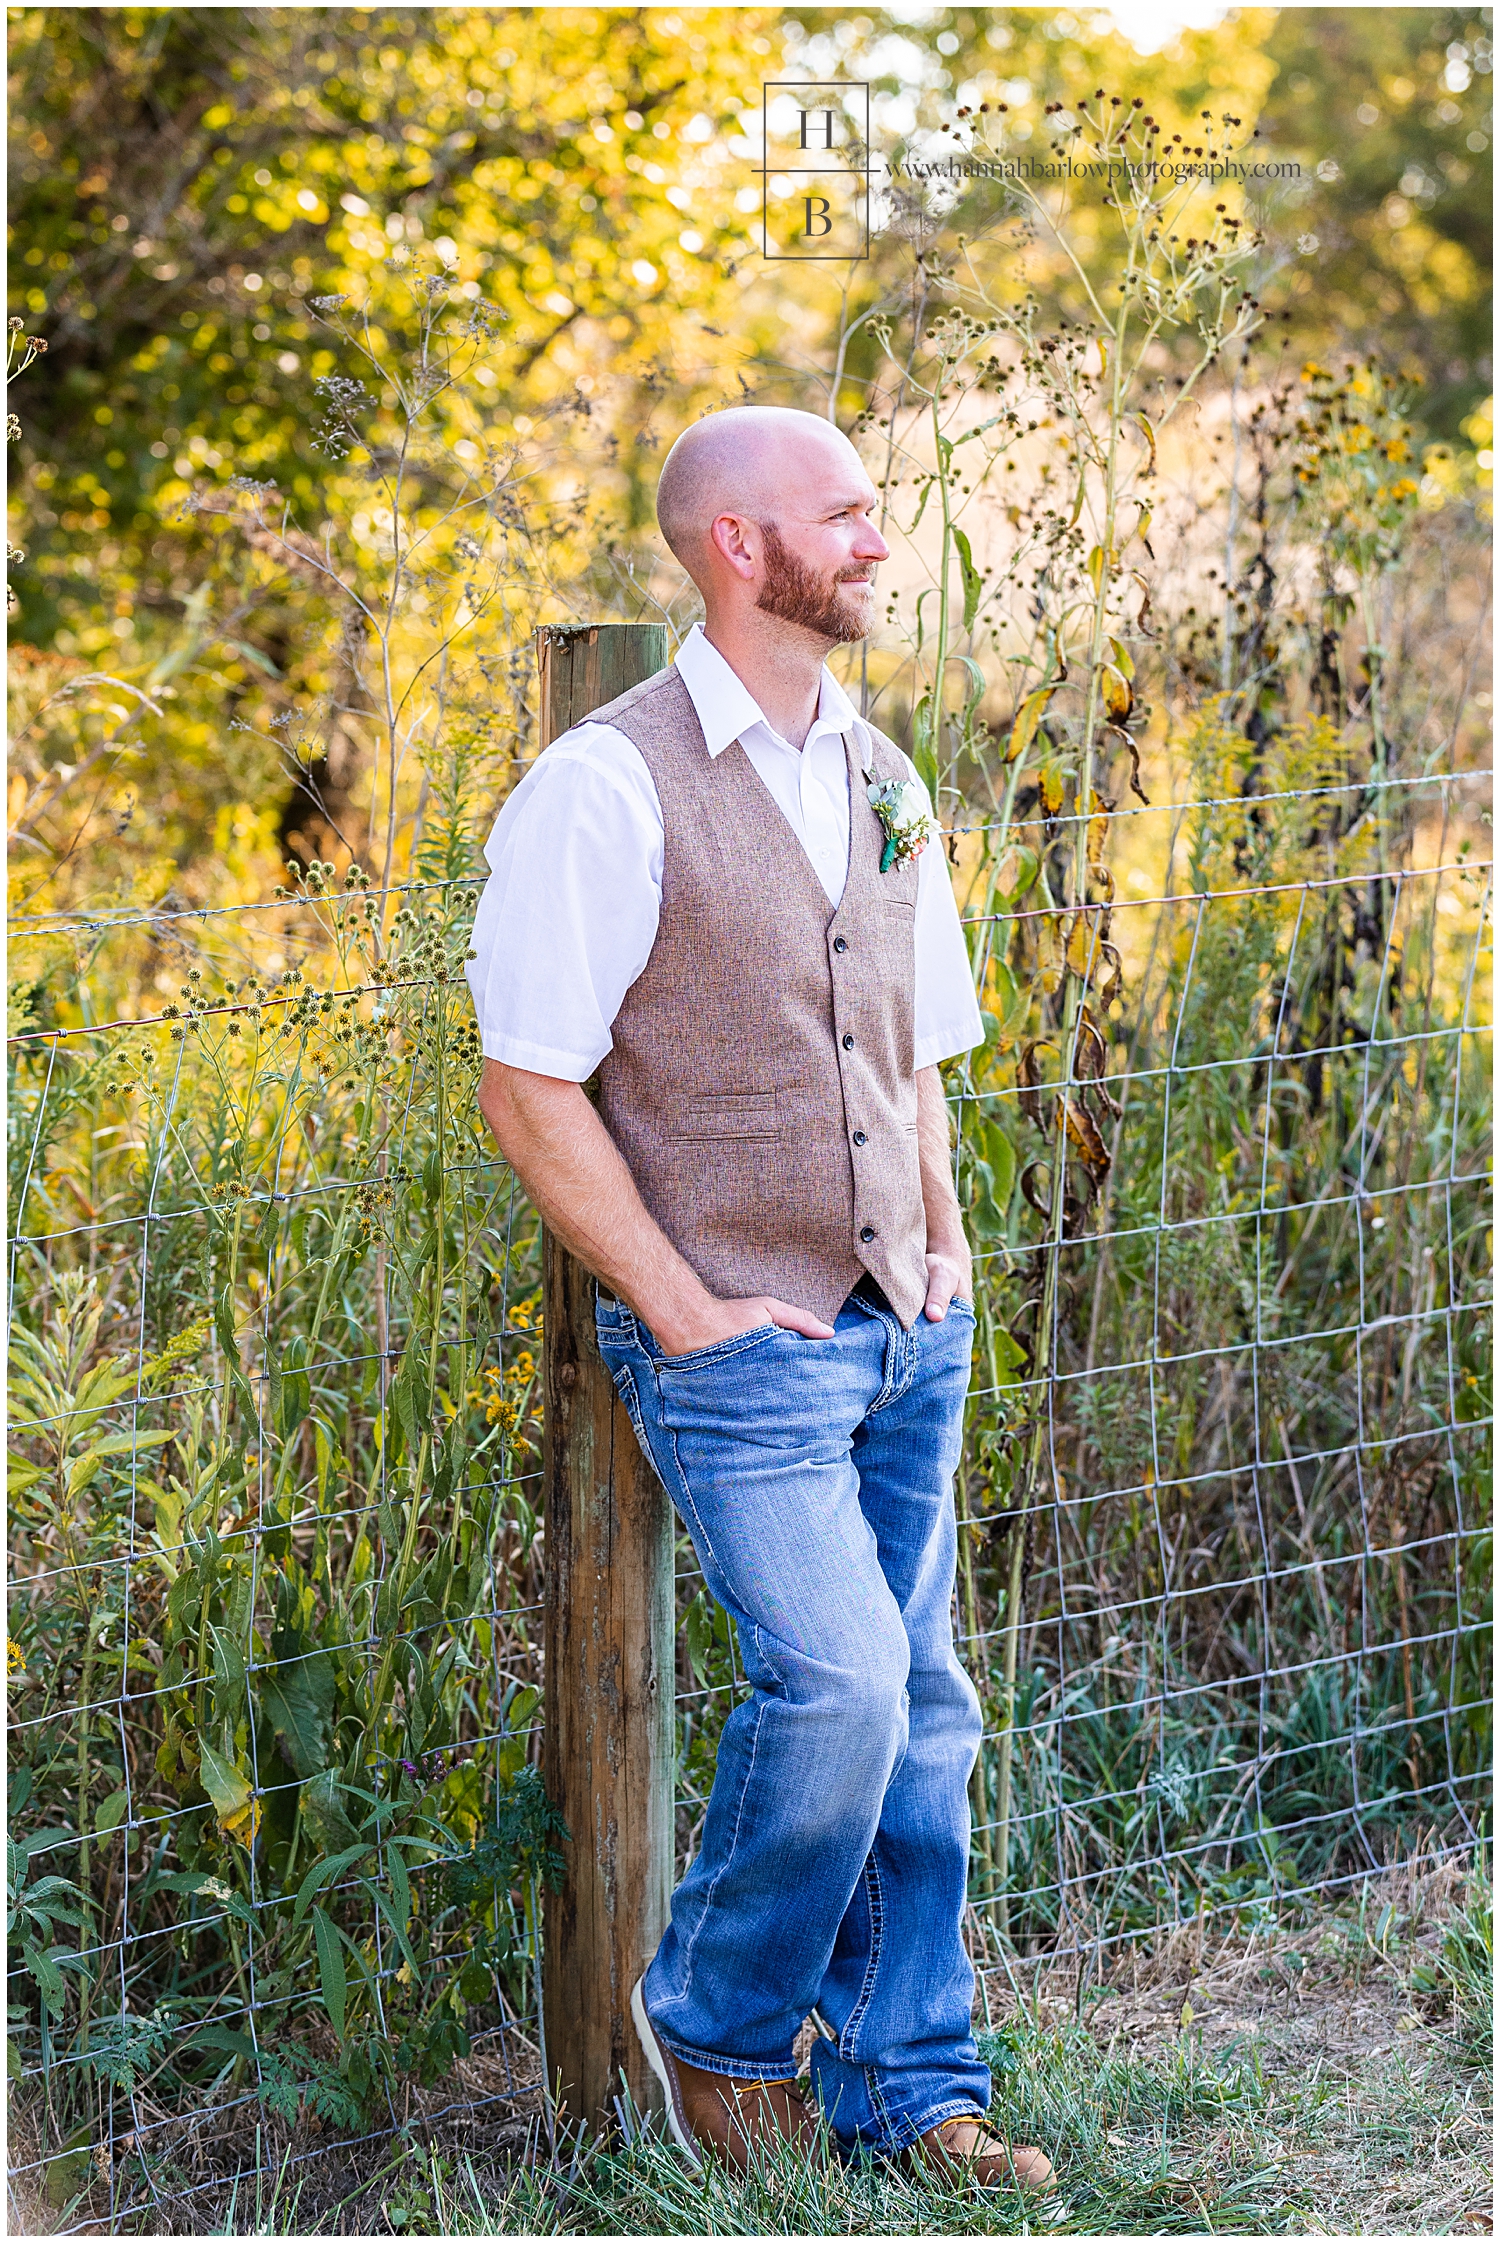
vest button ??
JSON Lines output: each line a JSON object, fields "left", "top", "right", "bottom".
{"left": 842, "top": 1033, "right": 855, "bottom": 1050}
{"left": 833, "top": 936, "right": 848, "bottom": 953}
{"left": 852, "top": 1130, "right": 867, "bottom": 1146}
{"left": 860, "top": 1225, "right": 876, "bottom": 1243}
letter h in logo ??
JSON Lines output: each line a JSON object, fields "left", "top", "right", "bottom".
{"left": 761, "top": 82, "right": 870, "bottom": 261}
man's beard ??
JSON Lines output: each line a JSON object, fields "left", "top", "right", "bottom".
{"left": 755, "top": 520, "right": 874, "bottom": 643}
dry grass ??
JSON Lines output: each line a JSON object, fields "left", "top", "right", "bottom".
{"left": 970, "top": 1853, "right": 1493, "bottom": 2236}
{"left": 11, "top": 1855, "right": 1487, "bottom": 2236}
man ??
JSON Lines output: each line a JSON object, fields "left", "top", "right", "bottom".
{"left": 467, "top": 406, "right": 1053, "bottom": 2190}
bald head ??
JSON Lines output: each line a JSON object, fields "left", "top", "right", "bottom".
{"left": 656, "top": 407, "right": 868, "bottom": 578}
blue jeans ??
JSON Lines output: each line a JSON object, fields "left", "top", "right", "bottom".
{"left": 594, "top": 1281, "right": 990, "bottom": 2156}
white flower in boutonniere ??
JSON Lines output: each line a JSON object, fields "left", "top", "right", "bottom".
{"left": 867, "top": 777, "right": 938, "bottom": 873}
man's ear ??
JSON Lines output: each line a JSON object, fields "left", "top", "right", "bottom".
{"left": 708, "top": 510, "right": 759, "bottom": 582}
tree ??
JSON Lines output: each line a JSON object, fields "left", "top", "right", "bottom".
{"left": 1240, "top": 8, "right": 1491, "bottom": 436}
{"left": 8, "top": 5, "right": 771, "bottom": 646}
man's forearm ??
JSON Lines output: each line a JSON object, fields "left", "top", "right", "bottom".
{"left": 478, "top": 1061, "right": 716, "bottom": 1342}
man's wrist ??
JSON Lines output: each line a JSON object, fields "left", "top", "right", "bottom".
{"left": 925, "top": 1216, "right": 970, "bottom": 1261}
{"left": 628, "top": 1277, "right": 722, "bottom": 1354}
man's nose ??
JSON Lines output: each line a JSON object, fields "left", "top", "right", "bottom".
{"left": 855, "top": 522, "right": 891, "bottom": 563}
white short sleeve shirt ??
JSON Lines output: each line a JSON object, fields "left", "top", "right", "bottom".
{"left": 465, "top": 624, "right": 984, "bottom": 1082}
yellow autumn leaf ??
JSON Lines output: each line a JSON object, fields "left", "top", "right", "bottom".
{"left": 197, "top": 1736, "right": 259, "bottom": 1848}
{"left": 1108, "top": 637, "right": 1135, "bottom": 681}
{"left": 1038, "top": 757, "right": 1068, "bottom": 816}
{"left": 1065, "top": 915, "right": 1103, "bottom": 980}
{"left": 1131, "top": 412, "right": 1158, "bottom": 474}
{"left": 1005, "top": 684, "right": 1056, "bottom": 765}
{"left": 221, "top": 1799, "right": 262, "bottom": 1850}
{"left": 1100, "top": 664, "right": 1134, "bottom": 724}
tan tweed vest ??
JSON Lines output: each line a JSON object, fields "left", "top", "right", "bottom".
{"left": 592, "top": 665, "right": 928, "bottom": 1330}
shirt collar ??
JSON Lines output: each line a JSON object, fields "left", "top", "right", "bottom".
{"left": 673, "top": 621, "right": 866, "bottom": 760}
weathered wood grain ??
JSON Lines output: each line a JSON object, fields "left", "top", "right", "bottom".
{"left": 537, "top": 621, "right": 674, "bottom": 2132}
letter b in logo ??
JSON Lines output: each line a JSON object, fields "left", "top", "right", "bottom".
{"left": 803, "top": 195, "right": 833, "bottom": 237}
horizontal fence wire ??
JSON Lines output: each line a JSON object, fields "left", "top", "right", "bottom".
{"left": 7, "top": 778, "right": 1492, "bottom": 2231}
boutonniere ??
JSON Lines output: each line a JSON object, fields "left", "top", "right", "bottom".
{"left": 867, "top": 776, "right": 938, "bottom": 873}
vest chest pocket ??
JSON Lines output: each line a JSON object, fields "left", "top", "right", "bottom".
{"left": 666, "top": 1089, "right": 780, "bottom": 1141}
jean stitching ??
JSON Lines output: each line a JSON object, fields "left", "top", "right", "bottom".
{"left": 610, "top": 1361, "right": 651, "bottom": 1453}
{"left": 840, "top": 1849, "right": 886, "bottom": 2056}
{"left": 649, "top": 1367, "right": 721, "bottom": 1576}
{"left": 651, "top": 2025, "right": 799, "bottom": 2081}
{"left": 653, "top": 1323, "right": 779, "bottom": 1373}
{"left": 639, "top": 1372, "right": 763, "bottom": 2022}
{"left": 885, "top": 2094, "right": 984, "bottom": 2155}
{"left": 864, "top": 1306, "right": 903, "bottom": 1414}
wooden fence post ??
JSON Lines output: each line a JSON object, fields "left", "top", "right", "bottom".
{"left": 537, "top": 623, "right": 674, "bottom": 2134}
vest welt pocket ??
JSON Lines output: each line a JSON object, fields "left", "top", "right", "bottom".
{"left": 665, "top": 1090, "right": 780, "bottom": 1142}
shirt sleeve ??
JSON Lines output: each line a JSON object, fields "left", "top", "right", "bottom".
{"left": 903, "top": 754, "right": 986, "bottom": 1071}
{"left": 464, "top": 725, "right": 664, "bottom": 1081}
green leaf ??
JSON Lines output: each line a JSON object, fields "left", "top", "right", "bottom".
{"left": 192, "top": 2025, "right": 259, "bottom": 2059}
{"left": 210, "top": 1625, "right": 249, "bottom": 1730}
{"left": 196, "top": 1737, "right": 256, "bottom": 1846}
{"left": 278, "top": 1335, "right": 311, "bottom": 1439}
{"left": 213, "top": 1283, "right": 257, "bottom": 1422}
{"left": 955, "top": 654, "right": 986, "bottom": 714}
{"left": 94, "top": 1788, "right": 128, "bottom": 1835}
{"left": 261, "top": 1649, "right": 334, "bottom": 1779}
{"left": 313, "top": 1418, "right": 336, "bottom": 1504}
{"left": 372, "top": 1884, "right": 418, "bottom": 1976}
{"left": 953, "top": 525, "right": 983, "bottom": 633}
{"left": 980, "top": 1120, "right": 1017, "bottom": 1215}
{"left": 683, "top": 1593, "right": 713, "bottom": 1690}
{"left": 386, "top": 1847, "right": 411, "bottom": 1931}
{"left": 311, "top": 1904, "right": 347, "bottom": 2041}
{"left": 994, "top": 845, "right": 1040, "bottom": 903}
{"left": 46, "top": 2137, "right": 94, "bottom": 2210}
{"left": 293, "top": 1843, "right": 370, "bottom": 1925}
{"left": 24, "top": 1939, "right": 70, "bottom": 2018}
{"left": 299, "top": 1769, "right": 362, "bottom": 1856}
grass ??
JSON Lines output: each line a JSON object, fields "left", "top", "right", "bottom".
{"left": 17, "top": 1856, "right": 1486, "bottom": 2236}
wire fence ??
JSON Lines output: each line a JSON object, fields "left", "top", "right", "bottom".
{"left": 6, "top": 753, "right": 1492, "bottom": 2228}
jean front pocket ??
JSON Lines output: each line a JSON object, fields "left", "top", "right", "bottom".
{"left": 654, "top": 1320, "right": 781, "bottom": 1374}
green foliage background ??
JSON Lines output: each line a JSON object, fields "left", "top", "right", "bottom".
{"left": 5, "top": 7, "right": 1492, "bottom": 2227}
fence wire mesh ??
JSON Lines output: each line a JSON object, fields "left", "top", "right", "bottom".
{"left": 7, "top": 753, "right": 1491, "bottom": 2228}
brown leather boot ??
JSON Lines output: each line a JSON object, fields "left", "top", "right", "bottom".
{"left": 631, "top": 1978, "right": 822, "bottom": 2174}
{"left": 914, "top": 2113, "right": 1056, "bottom": 2191}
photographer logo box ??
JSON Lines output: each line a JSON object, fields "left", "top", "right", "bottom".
{"left": 761, "top": 81, "right": 871, "bottom": 260}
